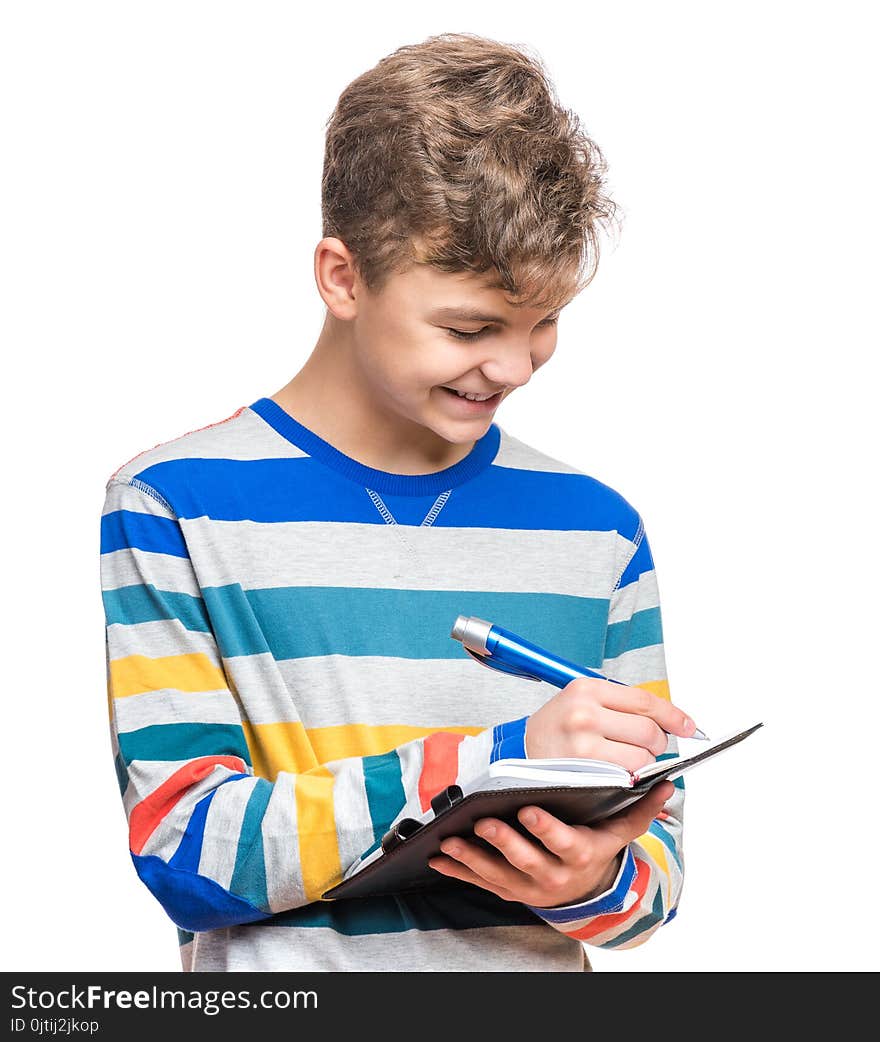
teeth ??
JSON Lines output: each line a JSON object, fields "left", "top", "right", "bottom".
{"left": 449, "top": 389, "right": 495, "bottom": 401}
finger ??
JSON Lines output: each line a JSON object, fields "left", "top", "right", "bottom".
{"left": 596, "top": 682, "right": 696, "bottom": 739}
{"left": 593, "top": 704, "right": 669, "bottom": 758}
{"left": 427, "top": 853, "right": 516, "bottom": 900}
{"left": 436, "top": 836, "right": 522, "bottom": 891}
{"left": 472, "top": 816, "right": 558, "bottom": 876}
{"left": 596, "top": 782, "right": 675, "bottom": 851}
{"left": 511, "top": 807, "right": 590, "bottom": 863}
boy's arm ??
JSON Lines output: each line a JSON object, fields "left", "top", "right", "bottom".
{"left": 524, "top": 518, "right": 684, "bottom": 949}
{"left": 101, "top": 476, "right": 530, "bottom": 933}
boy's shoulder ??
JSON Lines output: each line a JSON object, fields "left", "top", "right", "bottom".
{"left": 494, "top": 425, "right": 642, "bottom": 539}
{"left": 105, "top": 401, "right": 296, "bottom": 490}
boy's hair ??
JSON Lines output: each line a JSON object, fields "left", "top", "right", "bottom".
{"left": 321, "top": 32, "right": 621, "bottom": 312}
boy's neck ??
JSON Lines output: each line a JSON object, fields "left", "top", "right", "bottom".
{"left": 269, "top": 323, "right": 478, "bottom": 477}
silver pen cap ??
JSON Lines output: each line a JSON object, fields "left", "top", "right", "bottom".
{"left": 450, "top": 615, "right": 493, "bottom": 655}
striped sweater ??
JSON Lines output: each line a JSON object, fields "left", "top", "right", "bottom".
{"left": 99, "top": 396, "right": 684, "bottom": 972}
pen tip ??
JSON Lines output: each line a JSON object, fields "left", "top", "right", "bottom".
{"left": 692, "top": 727, "right": 709, "bottom": 741}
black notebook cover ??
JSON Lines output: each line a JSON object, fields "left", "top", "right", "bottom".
{"left": 323, "top": 722, "right": 763, "bottom": 901}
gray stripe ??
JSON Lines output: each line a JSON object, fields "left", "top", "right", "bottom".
{"left": 110, "top": 407, "right": 303, "bottom": 484}
{"left": 179, "top": 516, "right": 618, "bottom": 596}
{"left": 495, "top": 427, "right": 586, "bottom": 475}
{"left": 187, "top": 922, "right": 586, "bottom": 972}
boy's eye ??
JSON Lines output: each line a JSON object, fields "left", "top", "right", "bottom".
{"left": 445, "top": 316, "right": 559, "bottom": 342}
{"left": 447, "top": 327, "right": 489, "bottom": 341}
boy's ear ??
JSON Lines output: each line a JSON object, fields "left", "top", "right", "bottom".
{"left": 314, "top": 236, "right": 359, "bottom": 319}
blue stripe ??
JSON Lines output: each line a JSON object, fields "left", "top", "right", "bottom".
{"left": 205, "top": 584, "right": 608, "bottom": 664}
{"left": 131, "top": 456, "right": 640, "bottom": 533}
{"left": 132, "top": 853, "right": 270, "bottom": 932}
{"left": 601, "top": 884, "right": 666, "bottom": 948}
{"left": 101, "top": 509, "right": 188, "bottom": 558}
{"left": 491, "top": 716, "right": 528, "bottom": 762}
{"left": 116, "top": 723, "right": 252, "bottom": 767}
{"left": 102, "top": 584, "right": 211, "bottom": 632}
{"left": 527, "top": 847, "right": 637, "bottom": 923}
{"left": 168, "top": 789, "right": 218, "bottom": 873}
{"left": 229, "top": 778, "right": 273, "bottom": 912}
{"left": 250, "top": 397, "right": 501, "bottom": 498}
{"left": 167, "top": 773, "right": 250, "bottom": 874}
{"left": 362, "top": 751, "right": 407, "bottom": 845}
{"left": 617, "top": 531, "right": 655, "bottom": 589}
{"left": 604, "top": 606, "right": 663, "bottom": 660}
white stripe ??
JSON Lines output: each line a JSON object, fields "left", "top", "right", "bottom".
{"left": 110, "top": 406, "right": 304, "bottom": 484}
{"left": 223, "top": 652, "right": 303, "bottom": 725}
{"left": 494, "top": 427, "right": 586, "bottom": 475}
{"left": 267, "top": 655, "right": 549, "bottom": 729}
{"left": 321, "top": 759, "right": 374, "bottom": 871}
{"left": 107, "top": 618, "right": 217, "bottom": 661}
{"left": 101, "top": 546, "right": 201, "bottom": 597}
{"left": 261, "top": 772, "right": 305, "bottom": 913}
{"left": 186, "top": 923, "right": 585, "bottom": 971}
{"left": 198, "top": 775, "right": 260, "bottom": 890}
{"left": 113, "top": 688, "right": 242, "bottom": 733}
{"left": 608, "top": 568, "right": 659, "bottom": 623}
{"left": 600, "top": 643, "right": 669, "bottom": 688}
{"left": 176, "top": 516, "right": 619, "bottom": 596}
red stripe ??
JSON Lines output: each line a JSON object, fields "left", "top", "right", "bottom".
{"left": 129, "top": 755, "right": 246, "bottom": 854}
{"left": 565, "top": 855, "right": 651, "bottom": 940}
{"left": 418, "top": 733, "right": 465, "bottom": 811}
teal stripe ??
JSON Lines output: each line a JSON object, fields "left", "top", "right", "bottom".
{"left": 202, "top": 586, "right": 272, "bottom": 658}
{"left": 362, "top": 751, "right": 406, "bottom": 845}
{"left": 229, "top": 778, "right": 272, "bottom": 912}
{"left": 116, "top": 722, "right": 252, "bottom": 767}
{"left": 602, "top": 885, "right": 666, "bottom": 949}
{"left": 102, "top": 584, "right": 210, "bottom": 632}
{"left": 267, "top": 885, "right": 541, "bottom": 934}
{"left": 647, "top": 820, "right": 682, "bottom": 870}
{"left": 205, "top": 585, "right": 608, "bottom": 664}
{"left": 655, "top": 752, "right": 686, "bottom": 791}
{"left": 604, "top": 606, "right": 663, "bottom": 660}
{"left": 113, "top": 751, "right": 129, "bottom": 796}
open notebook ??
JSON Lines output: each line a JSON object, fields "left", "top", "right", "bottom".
{"left": 323, "top": 722, "right": 763, "bottom": 901}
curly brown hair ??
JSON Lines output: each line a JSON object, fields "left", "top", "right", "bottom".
{"left": 321, "top": 32, "right": 621, "bottom": 313}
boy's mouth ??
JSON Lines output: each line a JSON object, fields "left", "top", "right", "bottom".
{"left": 438, "top": 386, "right": 504, "bottom": 412}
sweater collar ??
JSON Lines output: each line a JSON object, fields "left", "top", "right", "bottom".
{"left": 249, "top": 397, "right": 501, "bottom": 497}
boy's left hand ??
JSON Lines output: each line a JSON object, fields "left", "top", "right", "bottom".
{"left": 427, "top": 780, "right": 674, "bottom": 907}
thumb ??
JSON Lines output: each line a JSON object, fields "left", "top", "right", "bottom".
{"left": 596, "top": 781, "right": 675, "bottom": 851}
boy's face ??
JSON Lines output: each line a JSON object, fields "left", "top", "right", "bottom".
{"left": 351, "top": 262, "right": 563, "bottom": 445}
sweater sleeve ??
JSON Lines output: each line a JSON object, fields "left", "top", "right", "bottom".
{"left": 101, "top": 476, "right": 529, "bottom": 933}
{"left": 525, "top": 516, "right": 685, "bottom": 949}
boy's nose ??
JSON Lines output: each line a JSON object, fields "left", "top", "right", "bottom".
{"left": 480, "top": 350, "right": 535, "bottom": 391}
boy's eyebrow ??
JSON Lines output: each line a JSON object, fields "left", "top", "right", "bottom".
{"left": 428, "top": 305, "right": 561, "bottom": 326}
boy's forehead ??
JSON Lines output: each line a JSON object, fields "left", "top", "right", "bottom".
{"left": 392, "top": 262, "right": 569, "bottom": 315}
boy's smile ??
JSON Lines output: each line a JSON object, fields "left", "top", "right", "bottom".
{"left": 271, "top": 237, "right": 566, "bottom": 476}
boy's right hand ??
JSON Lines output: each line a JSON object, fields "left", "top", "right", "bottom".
{"left": 524, "top": 677, "right": 699, "bottom": 772}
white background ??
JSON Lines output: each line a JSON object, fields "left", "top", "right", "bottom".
{"left": 2, "top": 1, "right": 877, "bottom": 972}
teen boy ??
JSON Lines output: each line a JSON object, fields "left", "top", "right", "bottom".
{"left": 99, "top": 32, "right": 698, "bottom": 972}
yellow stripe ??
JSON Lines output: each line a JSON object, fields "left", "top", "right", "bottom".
{"left": 241, "top": 721, "right": 318, "bottom": 781}
{"left": 638, "top": 679, "right": 670, "bottom": 702}
{"left": 296, "top": 767, "right": 341, "bottom": 903}
{"left": 109, "top": 653, "right": 227, "bottom": 699}
{"left": 637, "top": 832, "right": 671, "bottom": 905}
{"left": 242, "top": 722, "right": 484, "bottom": 782}
{"left": 310, "top": 723, "right": 483, "bottom": 763}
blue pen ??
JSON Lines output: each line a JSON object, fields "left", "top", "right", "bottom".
{"left": 450, "top": 615, "right": 708, "bottom": 740}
